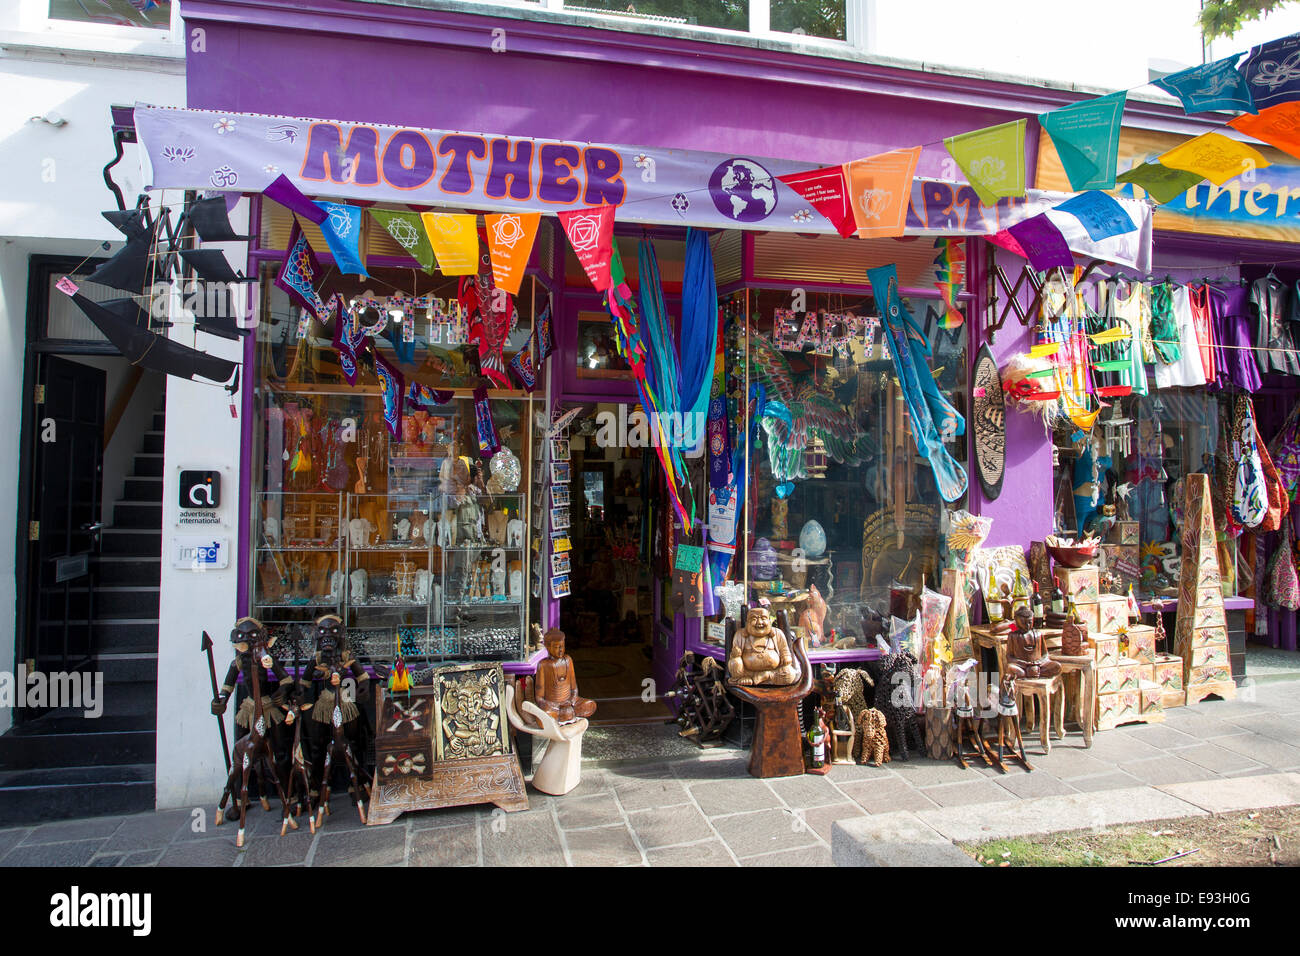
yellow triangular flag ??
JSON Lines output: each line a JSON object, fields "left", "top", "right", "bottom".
{"left": 420, "top": 212, "right": 479, "bottom": 275}
{"left": 1157, "top": 132, "right": 1270, "bottom": 187}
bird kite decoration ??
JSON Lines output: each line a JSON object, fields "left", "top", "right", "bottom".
{"left": 388, "top": 656, "right": 412, "bottom": 700}
{"left": 744, "top": 328, "right": 874, "bottom": 482}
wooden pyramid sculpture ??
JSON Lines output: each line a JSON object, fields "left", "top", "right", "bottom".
{"left": 1174, "top": 474, "right": 1235, "bottom": 705}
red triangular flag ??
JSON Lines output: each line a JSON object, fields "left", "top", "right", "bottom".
{"left": 778, "top": 166, "right": 855, "bottom": 238}
{"left": 558, "top": 205, "right": 616, "bottom": 292}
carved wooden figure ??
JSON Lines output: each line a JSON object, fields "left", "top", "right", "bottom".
{"left": 315, "top": 661, "right": 371, "bottom": 830}
{"left": 212, "top": 618, "right": 293, "bottom": 848}
{"left": 725, "top": 609, "right": 813, "bottom": 778}
{"left": 281, "top": 703, "right": 316, "bottom": 836}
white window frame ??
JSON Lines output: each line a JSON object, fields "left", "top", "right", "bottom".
{"left": 18, "top": 0, "right": 182, "bottom": 42}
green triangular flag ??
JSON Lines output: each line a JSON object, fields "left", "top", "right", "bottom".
{"left": 1116, "top": 162, "right": 1205, "bottom": 205}
{"left": 944, "top": 119, "right": 1027, "bottom": 205}
{"left": 368, "top": 208, "right": 437, "bottom": 274}
{"left": 1039, "top": 91, "right": 1127, "bottom": 191}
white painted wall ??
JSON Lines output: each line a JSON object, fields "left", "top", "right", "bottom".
{"left": 153, "top": 195, "right": 249, "bottom": 809}
{"left": 0, "top": 6, "right": 182, "bottom": 755}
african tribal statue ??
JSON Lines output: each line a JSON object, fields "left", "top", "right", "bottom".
{"left": 211, "top": 618, "right": 293, "bottom": 848}
{"left": 727, "top": 605, "right": 800, "bottom": 687}
{"left": 991, "top": 675, "right": 1032, "bottom": 772}
{"left": 533, "top": 628, "right": 596, "bottom": 724}
{"left": 1004, "top": 605, "right": 1062, "bottom": 683}
{"left": 952, "top": 671, "right": 991, "bottom": 770}
{"left": 281, "top": 701, "right": 315, "bottom": 835}
{"left": 308, "top": 616, "right": 371, "bottom": 829}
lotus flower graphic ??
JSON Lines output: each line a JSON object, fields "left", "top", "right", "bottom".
{"left": 431, "top": 214, "right": 463, "bottom": 236}
{"left": 491, "top": 214, "right": 526, "bottom": 249}
{"left": 566, "top": 215, "right": 601, "bottom": 252}
{"left": 161, "top": 145, "right": 195, "bottom": 164}
{"left": 858, "top": 188, "right": 891, "bottom": 221}
{"left": 969, "top": 156, "right": 1007, "bottom": 186}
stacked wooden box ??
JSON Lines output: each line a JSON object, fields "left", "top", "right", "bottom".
{"left": 1174, "top": 474, "right": 1236, "bottom": 707}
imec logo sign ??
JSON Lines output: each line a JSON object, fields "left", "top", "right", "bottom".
{"left": 172, "top": 536, "right": 230, "bottom": 570}
{"left": 179, "top": 470, "right": 220, "bottom": 508}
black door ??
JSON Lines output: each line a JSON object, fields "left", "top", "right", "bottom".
{"left": 25, "top": 355, "right": 106, "bottom": 689}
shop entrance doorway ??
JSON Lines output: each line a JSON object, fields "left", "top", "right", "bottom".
{"left": 558, "top": 402, "right": 671, "bottom": 726}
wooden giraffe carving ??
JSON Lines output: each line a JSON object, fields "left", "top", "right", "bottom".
{"left": 281, "top": 703, "right": 315, "bottom": 836}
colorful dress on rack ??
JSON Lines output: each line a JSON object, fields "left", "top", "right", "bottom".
{"left": 1187, "top": 284, "right": 1218, "bottom": 384}
{"left": 1109, "top": 279, "right": 1148, "bottom": 397}
{"left": 1211, "top": 283, "right": 1262, "bottom": 393}
{"left": 1148, "top": 282, "right": 1182, "bottom": 365}
{"left": 1251, "top": 275, "right": 1300, "bottom": 376}
{"left": 1154, "top": 284, "right": 1207, "bottom": 389}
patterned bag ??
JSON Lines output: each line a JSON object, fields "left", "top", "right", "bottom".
{"left": 1256, "top": 417, "right": 1289, "bottom": 533}
{"left": 1233, "top": 396, "right": 1268, "bottom": 529}
{"left": 1266, "top": 522, "right": 1300, "bottom": 611}
{"left": 1269, "top": 404, "right": 1300, "bottom": 503}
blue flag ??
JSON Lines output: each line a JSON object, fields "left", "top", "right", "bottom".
{"left": 314, "top": 201, "right": 368, "bottom": 277}
{"left": 1154, "top": 54, "right": 1256, "bottom": 114}
{"left": 1054, "top": 191, "right": 1136, "bottom": 242}
{"left": 1039, "top": 91, "right": 1126, "bottom": 191}
{"left": 1241, "top": 33, "right": 1300, "bottom": 111}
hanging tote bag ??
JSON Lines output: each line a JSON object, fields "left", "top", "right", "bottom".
{"left": 1233, "top": 395, "right": 1269, "bottom": 529}
{"left": 1266, "top": 522, "right": 1300, "bottom": 611}
{"left": 1256, "top": 417, "right": 1289, "bottom": 533}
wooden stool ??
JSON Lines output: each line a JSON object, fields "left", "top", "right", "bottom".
{"left": 1015, "top": 675, "right": 1064, "bottom": 755}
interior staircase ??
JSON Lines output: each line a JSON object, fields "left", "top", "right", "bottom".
{"left": 0, "top": 401, "right": 163, "bottom": 825}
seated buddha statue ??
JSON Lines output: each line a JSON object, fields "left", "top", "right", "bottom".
{"left": 533, "top": 629, "right": 596, "bottom": 724}
{"left": 727, "top": 606, "right": 800, "bottom": 687}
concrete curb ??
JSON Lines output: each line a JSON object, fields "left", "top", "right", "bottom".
{"left": 831, "top": 771, "right": 1300, "bottom": 866}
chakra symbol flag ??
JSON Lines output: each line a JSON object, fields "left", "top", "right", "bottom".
{"left": 841, "top": 147, "right": 922, "bottom": 238}
{"left": 1240, "top": 33, "right": 1300, "bottom": 111}
{"left": 274, "top": 219, "right": 328, "bottom": 319}
{"left": 1230, "top": 101, "right": 1300, "bottom": 163}
{"left": 1157, "top": 132, "right": 1270, "bottom": 187}
{"left": 558, "top": 205, "right": 616, "bottom": 292}
{"left": 1039, "top": 91, "right": 1127, "bottom": 191}
{"left": 484, "top": 211, "right": 539, "bottom": 295}
{"left": 369, "top": 208, "right": 436, "bottom": 274}
{"left": 943, "top": 119, "right": 1027, "bottom": 205}
{"left": 314, "top": 201, "right": 368, "bottom": 277}
{"left": 420, "top": 212, "right": 479, "bottom": 275}
{"left": 1154, "top": 54, "right": 1257, "bottom": 114}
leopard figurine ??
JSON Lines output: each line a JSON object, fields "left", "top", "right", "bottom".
{"left": 856, "top": 707, "right": 890, "bottom": 766}
{"left": 832, "top": 668, "right": 872, "bottom": 760}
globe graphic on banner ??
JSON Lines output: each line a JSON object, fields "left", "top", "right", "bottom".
{"left": 708, "top": 158, "right": 778, "bottom": 223}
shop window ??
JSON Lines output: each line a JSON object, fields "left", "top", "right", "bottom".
{"left": 46, "top": 0, "right": 174, "bottom": 33}
{"left": 567, "top": 1, "right": 750, "bottom": 31}
{"left": 248, "top": 259, "right": 546, "bottom": 665}
{"left": 1051, "top": 390, "right": 1242, "bottom": 598}
{"left": 735, "top": 288, "right": 968, "bottom": 655}
{"left": 770, "top": 0, "right": 847, "bottom": 40}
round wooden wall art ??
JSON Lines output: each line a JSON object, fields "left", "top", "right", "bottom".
{"left": 972, "top": 344, "right": 1006, "bottom": 501}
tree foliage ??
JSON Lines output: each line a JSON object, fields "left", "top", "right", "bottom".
{"left": 1199, "top": 0, "right": 1293, "bottom": 41}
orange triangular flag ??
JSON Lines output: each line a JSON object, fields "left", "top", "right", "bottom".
{"left": 1230, "top": 101, "right": 1300, "bottom": 162}
{"left": 484, "top": 212, "right": 539, "bottom": 295}
{"left": 841, "top": 147, "right": 921, "bottom": 238}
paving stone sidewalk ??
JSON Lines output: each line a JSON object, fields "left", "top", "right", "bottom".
{"left": 2, "top": 678, "right": 1297, "bottom": 867}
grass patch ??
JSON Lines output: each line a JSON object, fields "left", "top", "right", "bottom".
{"left": 964, "top": 806, "right": 1299, "bottom": 867}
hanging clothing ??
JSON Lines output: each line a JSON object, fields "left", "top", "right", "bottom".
{"left": 1110, "top": 279, "right": 1148, "bottom": 396}
{"left": 1148, "top": 281, "right": 1181, "bottom": 365}
{"left": 1187, "top": 284, "right": 1218, "bottom": 384}
{"left": 1212, "top": 283, "right": 1262, "bottom": 393}
{"left": 1154, "top": 284, "right": 1207, "bottom": 389}
{"left": 1251, "top": 275, "right": 1300, "bottom": 376}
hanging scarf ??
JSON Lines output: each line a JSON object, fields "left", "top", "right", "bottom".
{"left": 1149, "top": 281, "right": 1182, "bottom": 365}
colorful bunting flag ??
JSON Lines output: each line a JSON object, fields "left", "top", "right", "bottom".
{"left": 1116, "top": 162, "right": 1205, "bottom": 204}
{"left": 314, "top": 201, "right": 368, "bottom": 277}
{"left": 1039, "top": 91, "right": 1126, "bottom": 191}
{"left": 372, "top": 348, "right": 405, "bottom": 438}
{"left": 841, "top": 147, "right": 922, "bottom": 238}
{"left": 484, "top": 211, "right": 540, "bottom": 296}
{"left": 943, "top": 119, "right": 1027, "bottom": 205}
{"left": 1157, "top": 131, "right": 1270, "bottom": 186}
{"left": 420, "top": 211, "right": 479, "bottom": 275}
{"left": 1153, "top": 54, "right": 1257, "bottom": 114}
{"left": 1230, "top": 101, "right": 1300, "bottom": 162}
{"left": 263, "top": 174, "right": 327, "bottom": 224}
{"left": 558, "top": 205, "right": 617, "bottom": 291}
{"left": 776, "top": 166, "right": 855, "bottom": 237}
{"left": 1240, "top": 33, "right": 1300, "bottom": 111}
{"left": 369, "top": 208, "right": 437, "bottom": 274}
{"left": 1006, "top": 213, "right": 1074, "bottom": 271}
{"left": 1053, "top": 191, "right": 1136, "bottom": 242}
{"left": 274, "top": 220, "right": 328, "bottom": 319}
{"left": 330, "top": 295, "right": 366, "bottom": 387}
{"left": 473, "top": 384, "right": 501, "bottom": 457}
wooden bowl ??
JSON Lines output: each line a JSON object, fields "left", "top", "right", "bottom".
{"left": 1046, "top": 542, "right": 1099, "bottom": 568}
